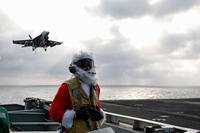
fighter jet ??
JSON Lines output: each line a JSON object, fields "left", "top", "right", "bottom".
{"left": 13, "top": 31, "right": 63, "bottom": 51}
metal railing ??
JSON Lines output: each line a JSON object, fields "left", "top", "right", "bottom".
{"left": 105, "top": 111, "right": 200, "bottom": 133}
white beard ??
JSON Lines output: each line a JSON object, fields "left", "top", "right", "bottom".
{"left": 74, "top": 66, "right": 97, "bottom": 85}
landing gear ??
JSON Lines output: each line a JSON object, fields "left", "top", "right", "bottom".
{"left": 44, "top": 47, "right": 47, "bottom": 51}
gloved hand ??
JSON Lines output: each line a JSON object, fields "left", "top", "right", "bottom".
{"left": 62, "top": 110, "right": 75, "bottom": 128}
{"left": 88, "top": 106, "right": 104, "bottom": 121}
{"left": 75, "top": 106, "right": 90, "bottom": 120}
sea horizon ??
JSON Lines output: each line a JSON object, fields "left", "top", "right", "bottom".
{"left": 0, "top": 85, "right": 200, "bottom": 104}
{"left": 0, "top": 84, "right": 200, "bottom": 88}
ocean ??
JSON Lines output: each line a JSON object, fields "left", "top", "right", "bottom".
{"left": 0, "top": 85, "right": 200, "bottom": 104}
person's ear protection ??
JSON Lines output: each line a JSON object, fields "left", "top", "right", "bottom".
{"left": 69, "top": 64, "right": 76, "bottom": 73}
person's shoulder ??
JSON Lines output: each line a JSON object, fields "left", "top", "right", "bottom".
{"left": 60, "top": 77, "right": 79, "bottom": 91}
{"left": 57, "top": 81, "right": 69, "bottom": 91}
{"left": 63, "top": 76, "right": 78, "bottom": 84}
{"left": 95, "top": 83, "right": 100, "bottom": 87}
{"left": 95, "top": 83, "right": 101, "bottom": 90}
{"left": 61, "top": 82, "right": 68, "bottom": 87}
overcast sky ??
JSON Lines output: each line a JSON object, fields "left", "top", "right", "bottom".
{"left": 0, "top": 0, "right": 200, "bottom": 86}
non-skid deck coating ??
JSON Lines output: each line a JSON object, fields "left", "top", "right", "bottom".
{"left": 101, "top": 98, "right": 200, "bottom": 130}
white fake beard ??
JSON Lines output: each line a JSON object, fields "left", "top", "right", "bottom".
{"left": 74, "top": 66, "right": 97, "bottom": 85}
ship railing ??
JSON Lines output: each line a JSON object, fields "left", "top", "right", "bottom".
{"left": 105, "top": 111, "right": 200, "bottom": 133}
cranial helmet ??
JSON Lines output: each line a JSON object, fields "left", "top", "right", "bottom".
{"left": 69, "top": 51, "right": 96, "bottom": 85}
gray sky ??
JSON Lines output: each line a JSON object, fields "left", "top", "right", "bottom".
{"left": 0, "top": 0, "right": 200, "bottom": 86}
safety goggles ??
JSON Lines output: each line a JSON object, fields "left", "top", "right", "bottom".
{"left": 75, "top": 58, "right": 94, "bottom": 71}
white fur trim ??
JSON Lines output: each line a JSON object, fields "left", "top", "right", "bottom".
{"left": 62, "top": 110, "right": 75, "bottom": 128}
{"left": 72, "top": 51, "right": 94, "bottom": 63}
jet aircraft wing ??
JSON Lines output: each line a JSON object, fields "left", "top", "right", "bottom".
{"left": 47, "top": 40, "right": 63, "bottom": 47}
{"left": 13, "top": 40, "right": 33, "bottom": 47}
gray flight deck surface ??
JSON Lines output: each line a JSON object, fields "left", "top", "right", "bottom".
{"left": 101, "top": 98, "right": 200, "bottom": 130}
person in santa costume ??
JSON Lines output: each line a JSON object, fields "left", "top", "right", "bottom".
{"left": 50, "top": 51, "right": 105, "bottom": 133}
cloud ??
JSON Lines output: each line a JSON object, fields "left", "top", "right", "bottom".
{"left": 82, "top": 26, "right": 140, "bottom": 83}
{"left": 152, "top": 0, "right": 200, "bottom": 17}
{"left": 0, "top": 11, "right": 16, "bottom": 34}
{"left": 87, "top": 0, "right": 200, "bottom": 19}
{"left": 152, "top": 27, "right": 200, "bottom": 60}
{"left": 82, "top": 26, "right": 159, "bottom": 85}
{"left": 93, "top": 0, "right": 150, "bottom": 19}
{"left": 81, "top": 25, "right": 200, "bottom": 86}
{"left": 155, "top": 33, "right": 188, "bottom": 54}
{"left": 1, "top": 6, "right": 200, "bottom": 86}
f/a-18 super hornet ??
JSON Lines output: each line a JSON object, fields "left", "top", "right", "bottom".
{"left": 13, "top": 31, "right": 63, "bottom": 51}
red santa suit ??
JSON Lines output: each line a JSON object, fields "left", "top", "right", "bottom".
{"left": 49, "top": 82, "right": 103, "bottom": 125}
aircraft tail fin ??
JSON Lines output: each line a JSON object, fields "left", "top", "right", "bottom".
{"left": 29, "top": 34, "right": 32, "bottom": 40}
